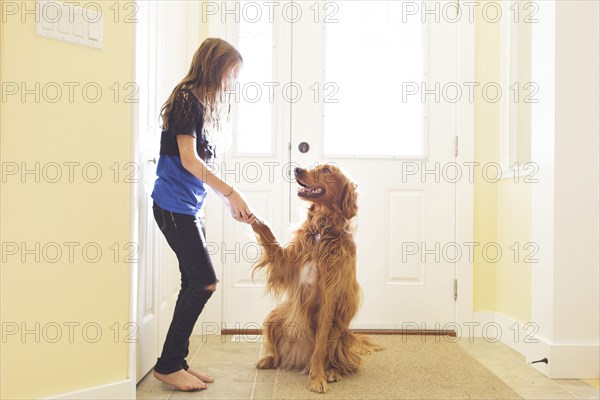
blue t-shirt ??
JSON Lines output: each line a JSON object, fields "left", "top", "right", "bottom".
{"left": 152, "top": 155, "right": 208, "bottom": 216}
{"left": 151, "top": 88, "right": 215, "bottom": 217}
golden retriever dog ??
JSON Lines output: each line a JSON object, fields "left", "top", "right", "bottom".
{"left": 250, "top": 164, "right": 383, "bottom": 393}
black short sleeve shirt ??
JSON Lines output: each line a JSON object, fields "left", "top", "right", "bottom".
{"left": 159, "top": 88, "right": 215, "bottom": 162}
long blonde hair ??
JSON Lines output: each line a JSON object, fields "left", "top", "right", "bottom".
{"left": 160, "top": 38, "right": 243, "bottom": 138}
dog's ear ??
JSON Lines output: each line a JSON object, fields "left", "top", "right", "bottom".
{"left": 339, "top": 181, "right": 358, "bottom": 220}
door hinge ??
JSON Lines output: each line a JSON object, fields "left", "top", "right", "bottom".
{"left": 454, "top": 279, "right": 458, "bottom": 301}
{"left": 454, "top": 135, "right": 459, "bottom": 158}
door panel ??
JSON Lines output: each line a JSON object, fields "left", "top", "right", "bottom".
{"left": 210, "top": 5, "right": 293, "bottom": 328}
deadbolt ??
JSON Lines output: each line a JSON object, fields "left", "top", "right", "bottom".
{"left": 298, "top": 142, "right": 310, "bottom": 153}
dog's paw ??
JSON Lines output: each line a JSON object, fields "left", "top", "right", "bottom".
{"left": 326, "top": 369, "right": 342, "bottom": 383}
{"left": 309, "top": 376, "right": 329, "bottom": 393}
{"left": 256, "top": 355, "right": 275, "bottom": 369}
{"left": 251, "top": 218, "right": 270, "bottom": 232}
{"left": 251, "top": 218, "right": 264, "bottom": 227}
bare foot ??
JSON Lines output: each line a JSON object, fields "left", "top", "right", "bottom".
{"left": 153, "top": 369, "right": 207, "bottom": 391}
{"left": 186, "top": 367, "right": 214, "bottom": 383}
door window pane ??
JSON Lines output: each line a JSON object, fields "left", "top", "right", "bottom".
{"left": 324, "top": 1, "right": 425, "bottom": 157}
{"left": 234, "top": 4, "right": 274, "bottom": 155}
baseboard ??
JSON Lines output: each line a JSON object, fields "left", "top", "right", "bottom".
{"left": 471, "top": 311, "right": 538, "bottom": 355}
{"left": 43, "top": 378, "right": 135, "bottom": 400}
{"left": 547, "top": 344, "right": 600, "bottom": 379}
{"left": 473, "top": 311, "right": 600, "bottom": 379}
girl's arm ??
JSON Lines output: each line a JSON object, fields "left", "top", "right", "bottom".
{"left": 176, "top": 134, "right": 255, "bottom": 223}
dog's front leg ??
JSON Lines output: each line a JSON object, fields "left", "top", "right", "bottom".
{"left": 251, "top": 218, "right": 278, "bottom": 246}
{"left": 308, "top": 294, "right": 335, "bottom": 393}
{"left": 251, "top": 219, "right": 284, "bottom": 267}
{"left": 251, "top": 219, "right": 301, "bottom": 289}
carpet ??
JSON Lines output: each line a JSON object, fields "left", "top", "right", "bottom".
{"left": 273, "top": 335, "right": 522, "bottom": 399}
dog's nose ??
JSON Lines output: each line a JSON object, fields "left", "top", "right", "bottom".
{"left": 294, "top": 167, "right": 303, "bottom": 177}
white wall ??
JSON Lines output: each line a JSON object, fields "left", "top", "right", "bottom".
{"left": 530, "top": 0, "right": 556, "bottom": 348}
{"left": 553, "top": 0, "right": 600, "bottom": 346}
{"left": 530, "top": 0, "right": 599, "bottom": 378}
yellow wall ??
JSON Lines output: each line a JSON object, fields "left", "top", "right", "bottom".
{"left": 473, "top": 1, "right": 501, "bottom": 311}
{"left": 496, "top": 11, "right": 532, "bottom": 323}
{"left": 473, "top": 1, "right": 532, "bottom": 322}
{"left": 0, "top": 1, "right": 134, "bottom": 398}
{"left": 497, "top": 182, "right": 532, "bottom": 322}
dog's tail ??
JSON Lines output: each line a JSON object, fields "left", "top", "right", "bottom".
{"left": 351, "top": 333, "right": 385, "bottom": 355}
{"left": 325, "top": 328, "right": 362, "bottom": 375}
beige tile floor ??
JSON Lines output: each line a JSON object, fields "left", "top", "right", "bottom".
{"left": 136, "top": 335, "right": 600, "bottom": 400}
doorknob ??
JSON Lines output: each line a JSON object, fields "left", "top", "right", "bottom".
{"left": 298, "top": 142, "right": 310, "bottom": 153}
{"left": 148, "top": 157, "right": 157, "bottom": 164}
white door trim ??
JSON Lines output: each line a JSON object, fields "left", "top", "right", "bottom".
{"left": 128, "top": 0, "right": 139, "bottom": 389}
{"left": 454, "top": 12, "right": 475, "bottom": 330}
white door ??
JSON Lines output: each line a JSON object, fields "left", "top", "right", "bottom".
{"left": 135, "top": 1, "right": 203, "bottom": 381}
{"left": 216, "top": 0, "right": 457, "bottom": 330}
{"left": 210, "top": 7, "right": 294, "bottom": 329}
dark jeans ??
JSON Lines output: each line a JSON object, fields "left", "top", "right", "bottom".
{"left": 152, "top": 201, "right": 218, "bottom": 374}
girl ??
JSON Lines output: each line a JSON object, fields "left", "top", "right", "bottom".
{"left": 150, "top": 38, "right": 255, "bottom": 391}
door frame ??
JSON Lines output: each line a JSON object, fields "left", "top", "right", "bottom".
{"left": 128, "top": 12, "right": 139, "bottom": 395}
{"left": 205, "top": 2, "right": 476, "bottom": 333}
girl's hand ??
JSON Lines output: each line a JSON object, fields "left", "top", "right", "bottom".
{"left": 225, "top": 190, "right": 256, "bottom": 224}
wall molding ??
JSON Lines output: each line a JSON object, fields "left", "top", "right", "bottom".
{"left": 43, "top": 379, "right": 134, "bottom": 400}
{"left": 473, "top": 311, "right": 600, "bottom": 379}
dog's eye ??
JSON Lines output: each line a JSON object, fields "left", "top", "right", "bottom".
{"left": 322, "top": 166, "right": 331, "bottom": 173}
